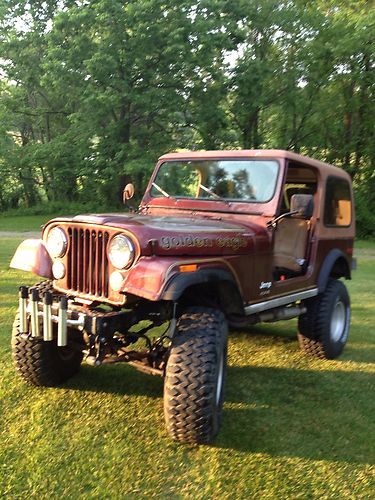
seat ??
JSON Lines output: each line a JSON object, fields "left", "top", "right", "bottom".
{"left": 273, "top": 194, "right": 313, "bottom": 275}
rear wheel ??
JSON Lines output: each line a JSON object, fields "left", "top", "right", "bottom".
{"left": 164, "top": 307, "right": 228, "bottom": 444}
{"left": 298, "top": 279, "right": 350, "bottom": 359}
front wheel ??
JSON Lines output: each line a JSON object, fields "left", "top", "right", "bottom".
{"left": 298, "top": 279, "right": 350, "bottom": 359}
{"left": 164, "top": 307, "right": 228, "bottom": 444}
{"left": 12, "top": 312, "right": 84, "bottom": 387}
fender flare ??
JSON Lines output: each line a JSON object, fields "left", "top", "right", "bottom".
{"left": 317, "top": 249, "right": 351, "bottom": 293}
{"left": 161, "top": 268, "right": 239, "bottom": 301}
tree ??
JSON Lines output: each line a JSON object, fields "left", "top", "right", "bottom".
{"left": 0, "top": 0, "right": 373, "bottom": 238}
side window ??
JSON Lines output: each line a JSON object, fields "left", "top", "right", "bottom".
{"left": 324, "top": 177, "right": 352, "bottom": 226}
{"left": 281, "top": 165, "right": 317, "bottom": 213}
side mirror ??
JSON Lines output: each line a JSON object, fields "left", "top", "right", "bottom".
{"left": 290, "top": 194, "right": 314, "bottom": 218}
{"left": 123, "top": 183, "right": 135, "bottom": 203}
{"left": 267, "top": 193, "right": 314, "bottom": 229}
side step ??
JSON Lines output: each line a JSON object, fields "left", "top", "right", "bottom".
{"left": 244, "top": 288, "right": 318, "bottom": 315}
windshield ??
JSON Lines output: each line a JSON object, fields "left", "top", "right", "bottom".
{"left": 151, "top": 159, "right": 279, "bottom": 203}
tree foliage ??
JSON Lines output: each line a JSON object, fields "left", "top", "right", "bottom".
{"left": 0, "top": 0, "right": 374, "bottom": 234}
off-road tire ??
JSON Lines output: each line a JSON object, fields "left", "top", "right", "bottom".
{"left": 11, "top": 281, "right": 83, "bottom": 386}
{"left": 31, "top": 280, "right": 55, "bottom": 298}
{"left": 298, "top": 279, "right": 350, "bottom": 359}
{"left": 164, "top": 307, "right": 228, "bottom": 444}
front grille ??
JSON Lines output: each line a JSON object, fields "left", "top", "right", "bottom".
{"left": 67, "top": 227, "right": 110, "bottom": 298}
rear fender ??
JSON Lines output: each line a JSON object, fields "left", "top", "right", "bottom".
{"left": 10, "top": 239, "right": 53, "bottom": 278}
{"left": 317, "top": 249, "right": 351, "bottom": 293}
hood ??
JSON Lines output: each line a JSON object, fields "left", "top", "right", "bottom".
{"left": 50, "top": 213, "right": 267, "bottom": 256}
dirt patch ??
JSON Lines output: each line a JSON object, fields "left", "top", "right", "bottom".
{"left": 0, "top": 231, "right": 40, "bottom": 238}
{"left": 354, "top": 248, "right": 375, "bottom": 261}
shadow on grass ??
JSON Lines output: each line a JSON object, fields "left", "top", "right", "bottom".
{"left": 215, "top": 365, "right": 375, "bottom": 464}
{"left": 230, "top": 322, "right": 374, "bottom": 363}
{"left": 49, "top": 319, "right": 374, "bottom": 464}
{"left": 62, "top": 323, "right": 295, "bottom": 399}
{"left": 341, "top": 345, "right": 375, "bottom": 364}
{"left": 60, "top": 351, "right": 374, "bottom": 464}
{"left": 63, "top": 362, "right": 163, "bottom": 398}
{"left": 230, "top": 323, "right": 297, "bottom": 341}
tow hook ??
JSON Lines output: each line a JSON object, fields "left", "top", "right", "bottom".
{"left": 85, "top": 334, "right": 107, "bottom": 367}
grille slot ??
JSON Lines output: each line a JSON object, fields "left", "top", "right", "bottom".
{"left": 67, "top": 227, "right": 109, "bottom": 298}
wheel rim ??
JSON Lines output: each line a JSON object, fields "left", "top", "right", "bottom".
{"left": 330, "top": 299, "right": 346, "bottom": 342}
{"left": 215, "top": 349, "right": 224, "bottom": 405}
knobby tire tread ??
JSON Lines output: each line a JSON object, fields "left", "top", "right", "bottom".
{"left": 11, "top": 281, "right": 83, "bottom": 387}
{"left": 164, "top": 307, "right": 227, "bottom": 444}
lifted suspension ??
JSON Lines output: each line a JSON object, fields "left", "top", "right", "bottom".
{"left": 19, "top": 286, "right": 177, "bottom": 376}
{"left": 85, "top": 321, "right": 172, "bottom": 376}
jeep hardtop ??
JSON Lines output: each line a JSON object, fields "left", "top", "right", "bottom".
{"left": 10, "top": 149, "right": 355, "bottom": 444}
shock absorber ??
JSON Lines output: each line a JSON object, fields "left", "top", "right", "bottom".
{"left": 58, "top": 296, "right": 68, "bottom": 347}
{"left": 43, "top": 291, "right": 53, "bottom": 341}
{"left": 19, "top": 286, "right": 28, "bottom": 334}
{"left": 30, "top": 288, "right": 40, "bottom": 338}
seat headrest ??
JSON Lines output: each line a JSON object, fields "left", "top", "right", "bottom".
{"left": 290, "top": 194, "right": 314, "bottom": 218}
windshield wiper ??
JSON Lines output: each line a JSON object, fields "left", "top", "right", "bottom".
{"left": 199, "top": 184, "right": 229, "bottom": 204}
{"left": 152, "top": 182, "right": 170, "bottom": 198}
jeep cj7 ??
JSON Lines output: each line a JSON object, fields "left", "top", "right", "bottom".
{"left": 10, "top": 150, "right": 355, "bottom": 444}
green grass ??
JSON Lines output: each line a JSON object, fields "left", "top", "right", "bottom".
{"left": 0, "top": 207, "right": 116, "bottom": 233}
{"left": 0, "top": 237, "right": 374, "bottom": 498}
{"left": 0, "top": 215, "right": 55, "bottom": 232}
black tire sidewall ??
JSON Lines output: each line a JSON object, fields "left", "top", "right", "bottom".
{"left": 321, "top": 281, "right": 350, "bottom": 358}
{"left": 211, "top": 323, "right": 228, "bottom": 436}
{"left": 299, "top": 279, "right": 351, "bottom": 359}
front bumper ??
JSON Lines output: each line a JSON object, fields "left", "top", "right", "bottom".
{"left": 18, "top": 286, "right": 135, "bottom": 347}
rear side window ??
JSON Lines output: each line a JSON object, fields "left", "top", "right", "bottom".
{"left": 324, "top": 177, "right": 352, "bottom": 226}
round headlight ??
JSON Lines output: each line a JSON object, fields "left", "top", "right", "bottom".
{"left": 52, "top": 260, "right": 66, "bottom": 279}
{"left": 108, "top": 235, "right": 135, "bottom": 269}
{"left": 46, "top": 227, "right": 68, "bottom": 258}
{"left": 109, "top": 271, "right": 125, "bottom": 291}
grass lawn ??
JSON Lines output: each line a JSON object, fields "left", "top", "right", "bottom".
{"left": 0, "top": 215, "right": 56, "bottom": 232}
{"left": 0, "top": 212, "right": 110, "bottom": 233}
{"left": 0, "top": 236, "right": 374, "bottom": 498}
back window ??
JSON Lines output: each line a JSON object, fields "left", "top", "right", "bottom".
{"left": 324, "top": 177, "right": 352, "bottom": 226}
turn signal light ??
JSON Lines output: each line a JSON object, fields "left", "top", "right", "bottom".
{"left": 179, "top": 264, "right": 198, "bottom": 273}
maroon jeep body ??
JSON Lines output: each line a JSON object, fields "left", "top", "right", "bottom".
{"left": 10, "top": 149, "right": 355, "bottom": 444}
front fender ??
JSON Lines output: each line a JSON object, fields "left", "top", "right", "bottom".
{"left": 161, "top": 268, "right": 237, "bottom": 301}
{"left": 121, "top": 256, "right": 238, "bottom": 302}
{"left": 10, "top": 239, "right": 52, "bottom": 278}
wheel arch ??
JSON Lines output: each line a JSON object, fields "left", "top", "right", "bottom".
{"left": 317, "top": 249, "right": 351, "bottom": 293}
{"left": 161, "top": 268, "right": 244, "bottom": 316}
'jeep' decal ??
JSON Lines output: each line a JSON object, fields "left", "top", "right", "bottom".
{"left": 259, "top": 281, "right": 272, "bottom": 290}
